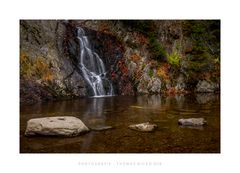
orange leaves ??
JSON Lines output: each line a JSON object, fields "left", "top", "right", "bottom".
{"left": 134, "top": 67, "right": 143, "bottom": 81}
{"left": 131, "top": 54, "right": 141, "bottom": 62}
{"left": 20, "top": 52, "right": 29, "bottom": 64}
{"left": 111, "top": 71, "right": 117, "bottom": 80}
{"left": 34, "top": 58, "right": 46, "bottom": 74}
{"left": 117, "top": 60, "right": 129, "bottom": 75}
{"left": 99, "top": 22, "right": 110, "bottom": 34}
{"left": 167, "top": 87, "right": 177, "bottom": 95}
{"left": 157, "top": 63, "right": 170, "bottom": 81}
{"left": 33, "top": 57, "right": 54, "bottom": 82}
{"left": 114, "top": 59, "right": 134, "bottom": 95}
{"left": 20, "top": 51, "right": 53, "bottom": 82}
{"left": 42, "top": 73, "right": 54, "bottom": 82}
{"left": 132, "top": 32, "right": 148, "bottom": 45}
{"left": 20, "top": 51, "right": 33, "bottom": 77}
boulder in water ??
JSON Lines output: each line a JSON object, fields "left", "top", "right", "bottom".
{"left": 25, "top": 116, "right": 89, "bottom": 137}
{"left": 128, "top": 122, "right": 157, "bottom": 132}
{"left": 178, "top": 118, "right": 207, "bottom": 126}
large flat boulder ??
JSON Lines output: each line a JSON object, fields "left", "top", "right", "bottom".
{"left": 25, "top": 116, "right": 89, "bottom": 137}
{"left": 178, "top": 118, "right": 207, "bottom": 126}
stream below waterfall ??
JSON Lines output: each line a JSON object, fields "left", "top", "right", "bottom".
{"left": 20, "top": 94, "right": 220, "bottom": 153}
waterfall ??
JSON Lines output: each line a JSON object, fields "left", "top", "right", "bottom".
{"left": 77, "top": 27, "right": 114, "bottom": 97}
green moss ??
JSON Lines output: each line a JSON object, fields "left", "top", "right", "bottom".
{"left": 149, "top": 35, "right": 166, "bottom": 61}
{"left": 148, "top": 68, "right": 154, "bottom": 77}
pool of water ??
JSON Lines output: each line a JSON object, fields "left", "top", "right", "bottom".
{"left": 20, "top": 94, "right": 220, "bottom": 153}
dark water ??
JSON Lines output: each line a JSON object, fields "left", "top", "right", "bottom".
{"left": 20, "top": 94, "right": 220, "bottom": 153}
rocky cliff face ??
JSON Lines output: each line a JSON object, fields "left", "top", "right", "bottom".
{"left": 20, "top": 20, "right": 135, "bottom": 105}
{"left": 62, "top": 21, "right": 134, "bottom": 95}
{"left": 20, "top": 20, "right": 220, "bottom": 105}
{"left": 20, "top": 20, "right": 87, "bottom": 105}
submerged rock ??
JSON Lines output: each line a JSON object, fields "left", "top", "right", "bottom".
{"left": 128, "top": 122, "right": 157, "bottom": 132}
{"left": 178, "top": 118, "right": 207, "bottom": 126}
{"left": 90, "top": 125, "right": 113, "bottom": 131}
{"left": 25, "top": 116, "right": 89, "bottom": 137}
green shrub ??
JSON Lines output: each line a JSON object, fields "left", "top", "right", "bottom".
{"left": 167, "top": 51, "right": 180, "bottom": 67}
{"left": 122, "top": 20, "right": 166, "bottom": 61}
{"left": 182, "top": 20, "right": 220, "bottom": 56}
{"left": 149, "top": 36, "right": 166, "bottom": 61}
{"left": 121, "top": 20, "right": 157, "bottom": 36}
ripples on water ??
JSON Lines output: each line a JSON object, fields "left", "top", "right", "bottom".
{"left": 20, "top": 94, "right": 220, "bottom": 153}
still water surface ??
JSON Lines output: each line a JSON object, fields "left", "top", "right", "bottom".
{"left": 20, "top": 94, "right": 220, "bottom": 153}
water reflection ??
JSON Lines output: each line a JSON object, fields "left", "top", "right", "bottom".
{"left": 196, "top": 93, "right": 219, "bottom": 104}
{"left": 82, "top": 98, "right": 108, "bottom": 127}
{"left": 137, "top": 95, "right": 162, "bottom": 108}
{"left": 174, "top": 95, "right": 185, "bottom": 108}
{"left": 20, "top": 93, "right": 220, "bottom": 153}
{"left": 179, "top": 125, "right": 204, "bottom": 130}
{"left": 79, "top": 98, "right": 107, "bottom": 152}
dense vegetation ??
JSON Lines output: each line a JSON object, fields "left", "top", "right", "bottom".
{"left": 184, "top": 21, "right": 220, "bottom": 85}
{"left": 120, "top": 20, "right": 220, "bottom": 91}
{"left": 122, "top": 20, "right": 167, "bottom": 61}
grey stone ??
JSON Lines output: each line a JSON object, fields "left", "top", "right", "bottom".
{"left": 148, "top": 77, "right": 161, "bottom": 93}
{"left": 178, "top": 118, "right": 207, "bottom": 126}
{"left": 128, "top": 122, "right": 157, "bottom": 132}
{"left": 25, "top": 116, "right": 89, "bottom": 137}
{"left": 128, "top": 61, "right": 137, "bottom": 76}
{"left": 143, "top": 64, "right": 151, "bottom": 73}
{"left": 142, "top": 73, "right": 151, "bottom": 82}
{"left": 195, "top": 80, "right": 216, "bottom": 93}
{"left": 137, "top": 76, "right": 149, "bottom": 94}
{"left": 175, "top": 74, "right": 186, "bottom": 91}
{"left": 123, "top": 35, "right": 129, "bottom": 42}
{"left": 137, "top": 71, "right": 161, "bottom": 94}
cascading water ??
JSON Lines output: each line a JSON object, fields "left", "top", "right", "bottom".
{"left": 77, "top": 27, "right": 114, "bottom": 97}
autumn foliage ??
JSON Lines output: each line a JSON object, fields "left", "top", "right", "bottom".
{"left": 20, "top": 51, "right": 53, "bottom": 82}
{"left": 157, "top": 63, "right": 170, "bottom": 81}
{"left": 131, "top": 54, "right": 141, "bottom": 62}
